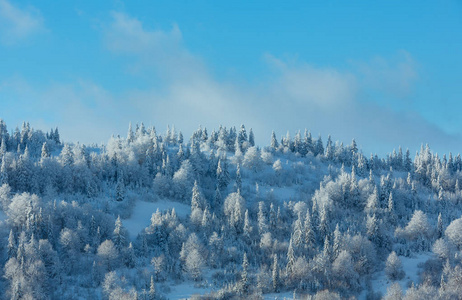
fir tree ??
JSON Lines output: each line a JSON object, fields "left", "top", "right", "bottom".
{"left": 112, "top": 216, "right": 128, "bottom": 251}
{"left": 243, "top": 209, "right": 252, "bottom": 242}
{"left": 115, "top": 171, "right": 125, "bottom": 202}
{"left": 149, "top": 275, "right": 156, "bottom": 300}
{"left": 7, "top": 229, "right": 16, "bottom": 259}
{"left": 191, "top": 181, "right": 203, "bottom": 211}
{"left": 437, "top": 213, "right": 443, "bottom": 239}
{"left": 216, "top": 159, "right": 229, "bottom": 191}
{"left": 315, "top": 135, "right": 324, "bottom": 157}
{"left": 125, "top": 242, "right": 136, "bottom": 268}
{"left": 303, "top": 210, "right": 315, "bottom": 250}
{"left": 257, "top": 201, "right": 268, "bottom": 235}
{"left": 271, "top": 131, "right": 279, "bottom": 151}
{"left": 235, "top": 164, "right": 242, "bottom": 192}
{"left": 248, "top": 129, "right": 255, "bottom": 147}
{"left": 127, "top": 122, "right": 135, "bottom": 143}
{"left": 0, "top": 155, "right": 8, "bottom": 185}
{"left": 286, "top": 239, "right": 295, "bottom": 277}
{"left": 240, "top": 252, "right": 249, "bottom": 294}
{"left": 388, "top": 192, "right": 396, "bottom": 225}
{"left": 332, "top": 224, "right": 341, "bottom": 259}
{"left": 272, "top": 255, "right": 279, "bottom": 292}
{"left": 292, "top": 212, "right": 303, "bottom": 249}
{"left": 318, "top": 206, "right": 328, "bottom": 238}
{"left": 214, "top": 186, "right": 222, "bottom": 212}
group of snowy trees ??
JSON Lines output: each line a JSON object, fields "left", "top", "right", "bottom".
{"left": 1, "top": 119, "right": 462, "bottom": 299}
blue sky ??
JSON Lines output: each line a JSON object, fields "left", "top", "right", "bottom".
{"left": 0, "top": 0, "right": 461, "bottom": 155}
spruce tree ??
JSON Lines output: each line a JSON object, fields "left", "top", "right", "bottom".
{"left": 0, "top": 155, "right": 8, "bottom": 186}
{"left": 243, "top": 209, "right": 252, "bottom": 242}
{"left": 303, "top": 210, "right": 315, "bottom": 250}
{"left": 116, "top": 171, "right": 125, "bottom": 202}
{"left": 315, "top": 135, "right": 324, "bottom": 157}
{"left": 437, "top": 213, "right": 443, "bottom": 239}
{"left": 216, "top": 159, "right": 229, "bottom": 191}
{"left": 292, "top": 212, "right": 303, "bottom": 249}
{"left": 149, "top": 275, "right": 156, "bottom": 300}
{"left": 271, "top": 131, "right": 279, "bottom": 151}
{"left": 113, "top": 216, "right": 128, "bottom": 251}
{"left": 248, "top": 129, "right": 255, "bottom": 147}
{"left": 241, "top": 252, "right": 249, "bottom": 294}
{"left": 125, "top": 242, "right": 136, "bottom": 268}
{"left": 286, "top": 239, "right": 295, "bottom": 277}
{"left": 332, "top": 224, "right": 341, "bottom": 259}
{"left": 272, "top": 255, "right": 279, "bottom": 292}
{"left": 127, "top": 123, "right": 135, "bottom": 143}
{"left": 7, "top": 230, "right": 16, "bottom": 259}
{"left": 257, "top": 201, "right": 268, "bottom": 235}
{"left": 235, "top": 164, "right": 242, "bottom": 192}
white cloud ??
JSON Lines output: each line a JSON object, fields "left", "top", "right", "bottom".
{"left": 264, "top": 54, "right": 357, "bottom": 110}
{"left": 0, "top": 11, "right": 458, "bottom": 156}
{"left": 105, "top": 11, "right": 181, "bottom": 54}
{"left": 0, "top": 0, "right": 45, "bottom": 44}
{"left": 104, "top": 12, "right": 205, "bottom": 80}
{"left": 353, "top": 50, "right": 418, "bottom": 98}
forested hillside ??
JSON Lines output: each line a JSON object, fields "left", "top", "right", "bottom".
{"left": 0, "top": 120, "right": 461, "bottom": 299}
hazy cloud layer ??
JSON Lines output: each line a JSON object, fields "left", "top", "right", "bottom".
{"left": 0, "top": 11, "right": 460, "bottom": 155}
{"left": 353, "top": 50, "right": 419, "bottom": 99}
{"left": 0, "top": 0, "right": 45, "bottom": 44}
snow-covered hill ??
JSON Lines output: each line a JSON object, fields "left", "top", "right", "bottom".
{"left": 0, "top": 121, "right": 461, "bottom": 299}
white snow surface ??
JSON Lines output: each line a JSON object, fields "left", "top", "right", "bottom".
{"left": 263, "top": 292, "right": 296, "bottom": 299}
{"left": 259, "top": 185, "right": 298, "bottom": 202}
{"left": 123, "top": 199, "right": 190, "bottom": 239}
{"left": 360, "top": 252, "right": 432, "bottom": 299}
{"left": 164, "top": 281, "right": 214, "bottom": 300}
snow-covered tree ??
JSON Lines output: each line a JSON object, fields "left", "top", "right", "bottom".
{"left": 385, "top": 251, "right": 404, "bottom": 280}
{"left": 224, "top": 190, "right": 245, "bottom": 233}
{"left": 97, "top": 240, "right": 119, "bottom": 271}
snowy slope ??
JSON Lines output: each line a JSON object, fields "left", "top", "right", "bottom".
{"left": 360, "top": 253, "right": 432, "bottom": 299}
{"left": 123, "top": 199, "right": 190, "bottom": 239}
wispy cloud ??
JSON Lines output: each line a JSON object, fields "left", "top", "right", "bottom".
{"left": 353, "top": 50, "right": 419, "bottom": 99}
{"left": 0, "top": 11, "right": 459, "bottom": 155}
{"left": 104, "top": 12, "right": 204, "bottom": 80}
{"left": 0, "top": 0, "right": 45, "bottom": 45}
{"left": 100, "top": 12, "right": 460, "bottom": 154}
{"left": 105, "top": 12, "right": 181, "bottom": 55}
{"left": 264, "top": 54, "right": 358, "bottom": 110}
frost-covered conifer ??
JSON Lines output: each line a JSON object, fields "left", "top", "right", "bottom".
{"left": 243, "top": 209, "right": 252, "bottom": 241}
{"left": 113, "top": 216, "right": 128, "bottom": 251}
{"left": 0, "top": 156, "right": 8, "bottom": 186}
{"left": 149, "top": 275, "right": 156, "bottom": 300}
{"left": 272, "top": 255, "right": 279, "bottom": 292}
{"left": 235, "top": 164, "right": 242, "bottom": 191}
{"left": 115, "top": 171, "right": 125, "bottom": 202}
{"left": 216, "top": 159, "right": 229, "bottom": 191}
{"left": 240, "top": 252, "right": 249, "bottom": 294}
{"left": 437, "top": 213, "right": 443, "bottom": 239}
{"left": 248, "top": 129, "right": 255, "bottom": 147}
{"left": 332, "top": 224, "right": 341, "bottom": 259}
{"left": 270, "top": 131, "right": 279, "bottom": 151}
{"left": 286, "top": 239, "right": 295, "bottom": 276}
{"left": 258, "top": 201, "right": 268, "bottom": 236}
{"left": 7, "top": 230, "right": 16, "bottom": 259}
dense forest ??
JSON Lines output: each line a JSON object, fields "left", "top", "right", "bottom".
{"left": 0, "top": 120, "right": 462, "bottom": 299}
